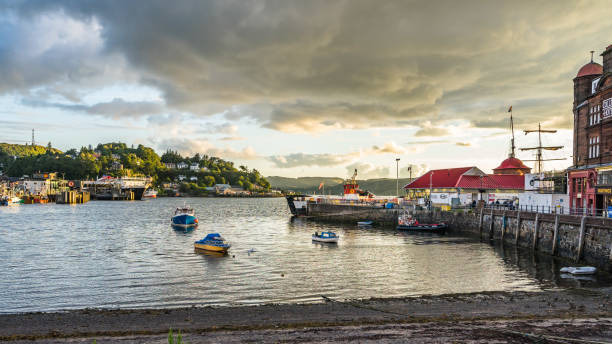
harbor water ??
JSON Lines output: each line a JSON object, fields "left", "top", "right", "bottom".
{"left": 0, "top": 197, "right": 609, "bottom": 313}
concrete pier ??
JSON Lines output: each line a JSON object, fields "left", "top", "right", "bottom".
{"left": 55, "top": 191, "right": 90, "bottom": 204}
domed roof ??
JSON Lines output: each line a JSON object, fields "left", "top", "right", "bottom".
{"left": 576, "top": 62, "right": 603, "bottom": 78}
{"left": 494, "top": 157, "right": 530, "bottom": 171}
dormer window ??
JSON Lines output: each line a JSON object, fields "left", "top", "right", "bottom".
{"left": 592, "top": 77, "right": 600, "bottom": 94}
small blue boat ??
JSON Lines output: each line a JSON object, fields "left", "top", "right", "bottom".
{"left": 312, "top": 231, "right": 339, "bottom": 243}
{"left": 171, "top": 206, "right": 198, "bottom": 230}
{"left": 357, "top": 220, "right": 373, "bottom": 226}
{"left": 194, "top": 233, "right": 231, "bottom": 253}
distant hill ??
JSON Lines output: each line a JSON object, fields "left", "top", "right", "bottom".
{"left": 0, "top": 143, "right": 62, "bottom": 157}
{"left": 267, "top": 176, "right": 414, "bottom": 196}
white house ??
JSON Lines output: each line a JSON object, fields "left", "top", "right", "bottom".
{"left": 177, "top": 162, "right": 188, "bottom": 169}
{"left": 23, "top": 179, "right": 50, "bottom": 195}
{"left": 214, "top": 184, "right": 231, "bottom": 192}
{"left": 177, "top": 175, "right": 186, "bottom": 181}
{"left": 164, "top": 163, "right": 176, "bottom": 169}
{"left": 190, "top": 176, "right": 198, "bottom": 181}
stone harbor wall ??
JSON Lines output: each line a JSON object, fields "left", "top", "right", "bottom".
{"left": 414, "top": 208, "right": 612, "bottom": 271}
{"left": 305, "top": 202, "right": 612, "bottom": 270}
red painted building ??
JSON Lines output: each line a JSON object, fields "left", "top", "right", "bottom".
{"left": 492, "top": 157, "right": 531, "bottom": 175}
{"left": 404, "top": 166, "right": 524, "bottom": 206}
{"left": 568, "top": 44, "right": 612, "bottom": 215}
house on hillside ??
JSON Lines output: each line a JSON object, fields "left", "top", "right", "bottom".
{"left": 177, "top": 162, "right": 188, "bottom": 169}
{"left": 190, "top": 163, "right": 200, "bottom": 171}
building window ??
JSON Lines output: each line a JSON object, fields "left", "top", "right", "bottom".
{"left": 589, "top": 136, "right": 600, "bottom": 158}
{"left": 589, "top": 106, "right": 602, "bottom": 126}
{"left": 598, "top": 171, "right": 612, "bottom": 185}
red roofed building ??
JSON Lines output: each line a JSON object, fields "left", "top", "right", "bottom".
{"left": 404, "top": 167, "right": 523, "bottom": 206}
{"left": 493, "top": 157, "right": 531, "bottom": 175}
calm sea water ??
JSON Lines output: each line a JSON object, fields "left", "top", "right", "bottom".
{"left": 0, "top": 197, "right": 608, "bottom": 313}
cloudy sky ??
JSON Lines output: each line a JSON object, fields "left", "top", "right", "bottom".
{"left": 1, "top": 0, "right": 611, "bottom": 178}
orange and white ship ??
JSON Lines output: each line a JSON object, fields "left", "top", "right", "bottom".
{"left": 143, "top": 189, "right": 158, "bottom": 199}
{"left": 343, "top": 169, "right": 374, "bottom": 199}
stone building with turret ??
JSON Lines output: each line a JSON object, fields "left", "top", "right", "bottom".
{"left": 568, "top": 44, "right": 612, "bottom": 215}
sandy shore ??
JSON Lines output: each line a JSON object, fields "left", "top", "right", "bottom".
{"left": 1, "top": 288, "right": 611, "bottom": 343}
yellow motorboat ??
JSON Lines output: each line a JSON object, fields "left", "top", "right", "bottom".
{"left": 194, "top": 233, "right": 231, "bottom": 253}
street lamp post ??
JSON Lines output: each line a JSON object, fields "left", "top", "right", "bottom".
{"left": 396, "top": 158, "right": 400, "bottom": 197}
{"left": 429, "top": 171, "right": 433, "bottom": 210}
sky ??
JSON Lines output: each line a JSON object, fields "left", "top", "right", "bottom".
{"left": 1, "top": 0, "right": 611, "bottom": 179}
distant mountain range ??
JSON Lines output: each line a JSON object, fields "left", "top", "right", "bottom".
{"left": 267, "top": 176, "right": 414, "bottom": 196}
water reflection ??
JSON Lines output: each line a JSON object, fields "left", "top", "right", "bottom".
{"left": 0, "top": 197, "right": 610, "bottom": 314}
{"left": 493, "top": 241, "right": 611, "bottom": 289}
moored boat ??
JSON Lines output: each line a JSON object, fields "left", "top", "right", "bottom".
{"left": 560, "top": 266, "right": 596, "bottom": 275}
{"left": 357, "top": 220, "right": 373, "bottom": 226}
{"left": 285, "top": 194, "right": 310, "bottom": 216}
{"left": 171, "top": 206, "right": 198, "bottom": 230}
{"left": 1, "top": 196, "right": 23, "bottom": 206}
{"left": 23, "top": 195, "right": 48, "bottom": 204}
{"left": 312, "top": 231, "right": 339, "bottom": 243}
{"left": 396, "top": 212, "right": 447, "bottom": 234}
{"left": 194, "top": 233, "right": 231, "bottom": 253}
{"left": 143, "top": 189, "right": 157, "bottom": 199}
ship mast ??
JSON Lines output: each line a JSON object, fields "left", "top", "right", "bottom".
{"left": 520, "top": 123, "right": 565, "bottom": 174}
{"left": 509, "top": 108, "right": 516, "bottom": 158}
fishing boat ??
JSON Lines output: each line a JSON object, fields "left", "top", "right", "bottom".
{"left": 1, "top": 196, "right": 23, "bottom": 206}
{"left": 23, "top": 195, "right": 48, "bottom": 204}
{"left": 171, "top": 206, "right": 198, "bottom": 230}
{"left": 396, "top": 212, "right": 447, "bottom": 234}
{"left": 312, "top": 231, "right": 339, "bottom": 243}
{"left": 194, "top": 233, "right": 231, "bottom": 253}
{"left": 357, "top": 220, "right": 373, "bottom": 226}
{"left": 143, "top": 189, "right": 158, "bottom": 199}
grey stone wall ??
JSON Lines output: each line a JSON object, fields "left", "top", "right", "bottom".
{"left": 414, "top": 208, "right": 612, "bottom": 271}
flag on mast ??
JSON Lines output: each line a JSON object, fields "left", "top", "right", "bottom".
{"left": 318, "top": 182, "right": 324, "bottom": 190}
{"left": 508, "top": 105, "right": 512, "bottom": 112}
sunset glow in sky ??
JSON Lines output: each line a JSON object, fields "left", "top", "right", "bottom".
{"left": 1, "top": 1, "right": 611, "bottom": 178}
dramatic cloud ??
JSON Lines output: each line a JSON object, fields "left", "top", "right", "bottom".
{"left": 23, "top": 97, "right": 165, "bottom": 119}
{"left": 345, "top": 162, "right": 390, "bottom": 179}
{"left": 154, "top": 138, "right": 257, "bottom": 160}
{"left": 414, "top": 125, "right": 450, "bottom": 137}
{"left": 267, "top": 141, "right": 407, "bottom": 168}
{"left": 405, "top": 140, "right": 448, "bottom": 145}
{"left": 369, "top": 142, "right": 406, "bottom": 155}
{"left": 267, "top": 153, "right": 353, "bottom": 168}
{"left": 401, "top": 164, "right": 429, "bottom": 178}
{"left": 4, "top": 0, "right": 610, "bottom": 134}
